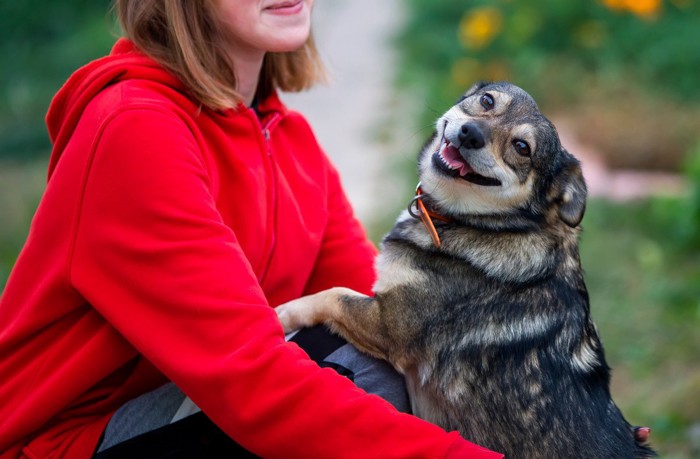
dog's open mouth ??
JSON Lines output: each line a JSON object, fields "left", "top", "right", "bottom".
{"left": 432, "top": 140, "right": 501, "bottom": 187}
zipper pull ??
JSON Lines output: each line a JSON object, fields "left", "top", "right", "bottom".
{"left": 263, "top": 129, "right": 272, "bottom": 156}
{"left": 261, "top": 112, "right": 281, "bottom": 156}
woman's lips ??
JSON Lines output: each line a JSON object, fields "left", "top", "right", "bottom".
{"left": 264, "top": 0, "right": 304, "bottom": 15}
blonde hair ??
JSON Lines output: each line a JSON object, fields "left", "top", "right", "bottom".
{"left": 114, "top": 0, "right": 325, "bottom": 110}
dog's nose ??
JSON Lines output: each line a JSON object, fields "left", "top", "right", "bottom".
{"left": 459, "top": 123, "right": 485, "bottom": 149}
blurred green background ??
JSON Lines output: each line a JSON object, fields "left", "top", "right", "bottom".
{"left": 0, "top": 0, "right": 113, "bottom": 283}
{"left": 0, "top": 0, "right": 698, "bottom": 457}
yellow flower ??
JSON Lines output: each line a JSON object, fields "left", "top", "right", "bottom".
{"left": 600, "top": 0, "right": 662, "bottom": 18}
{"left": 459, "top": 7, "right": 503, "bottom": 50}
{"left": 625, "top": 0, "right": 662, "bottom": 18}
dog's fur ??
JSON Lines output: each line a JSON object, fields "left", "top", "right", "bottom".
{"left": 277, "top": 82, "right": 654, "bottom": 458}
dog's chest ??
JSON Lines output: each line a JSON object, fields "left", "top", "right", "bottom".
{"left": 372, "top": 247, "right": 430, "bottom": 293}
{"left": 378, "top": 216, "right": 569, "bottom": 288}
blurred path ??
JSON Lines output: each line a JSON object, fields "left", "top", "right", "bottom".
{"left": 282, "top": 0, "right": 403, "bottom": 225}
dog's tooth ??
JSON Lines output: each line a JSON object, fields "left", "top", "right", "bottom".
{"left": 437, "top": 142, "right": 459, "bottom": 170}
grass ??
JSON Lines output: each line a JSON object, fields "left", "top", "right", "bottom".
{"left": 581, "top": 198, "right": 700, "bottom": 457}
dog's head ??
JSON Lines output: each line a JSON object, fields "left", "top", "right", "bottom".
{"left": 418, "top": 81, "right": 586, "bottom": 228}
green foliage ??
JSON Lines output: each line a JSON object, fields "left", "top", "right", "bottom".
{"left": 0, "top": 1, "right": 113, "bottom": 160}
{"left": 657, "top": 146, "right": 700, "bottom": 250}
{"left": 581, "top": 194, "right": 700, "bottom": 457}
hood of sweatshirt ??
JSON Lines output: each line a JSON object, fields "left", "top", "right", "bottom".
{"left": 46, "top": 39, "right": 177, "bottom": 179}
{"left": 45, "top": 38, "right": 285, "bottom": 180}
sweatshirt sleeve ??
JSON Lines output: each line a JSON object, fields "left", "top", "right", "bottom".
{"left": 303, "top": 162, "right": 379, "bottom": 297}
{"left": 69, "top": 107, "right": 502, "bottom": 459}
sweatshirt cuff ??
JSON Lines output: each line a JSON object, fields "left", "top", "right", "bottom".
{"left": 444, "top": 432, "right": 504, "bottom": 458}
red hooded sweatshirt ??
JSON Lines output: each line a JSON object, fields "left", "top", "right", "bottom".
{"left": 0, "top": 39, "right": 502, "bottom": 459}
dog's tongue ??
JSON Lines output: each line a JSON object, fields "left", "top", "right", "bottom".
{"left": 441, "top": 143, "right": 473, "bottom": 176}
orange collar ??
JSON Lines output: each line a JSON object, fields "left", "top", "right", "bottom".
{"left": 407, "top": 183, "right": 451, "bottom": 248}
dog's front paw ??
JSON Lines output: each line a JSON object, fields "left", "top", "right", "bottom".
{"left": 275, "top": 297, "right": 319, "bottom": 334}
{"left": 275, "top": 304, "right": 300, "bottom": 334}
{"left": 276, "top": 288, "right": 358, "bottom": 334}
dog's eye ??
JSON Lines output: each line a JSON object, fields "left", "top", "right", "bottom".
{"left": 513, "top": 139, "right": 531, "bottom": 157}
{"left": 480, "top": 94, "right": 495, "bottom": 111}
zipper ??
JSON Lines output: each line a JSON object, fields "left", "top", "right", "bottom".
{"left": 257, "top": 112, "right": 282, "bottom": 284}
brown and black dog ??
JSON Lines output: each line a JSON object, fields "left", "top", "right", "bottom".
{"left": 277, "top": 82, "right": 654, "bottom": 458}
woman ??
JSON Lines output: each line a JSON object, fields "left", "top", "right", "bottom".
{"left": 0, "top": 1, "right": 501, "bottom": 457}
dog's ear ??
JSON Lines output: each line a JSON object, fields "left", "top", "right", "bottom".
{"left": 552, "top": 151, "right": 587, "bottom": 227}
{"left": 464, "top": 81, "right": 490, "bottom": 98}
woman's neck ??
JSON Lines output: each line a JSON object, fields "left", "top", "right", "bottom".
{"left": 229, "top": 50, "right": 265, "bottom": 107}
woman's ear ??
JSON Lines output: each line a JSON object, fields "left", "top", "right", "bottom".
{"left": 553, "top": 151, "right": 587, "bottom": 227}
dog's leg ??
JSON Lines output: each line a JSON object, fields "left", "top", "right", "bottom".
{"left": 276, "top": 287, "right": 391, "bottom": 361}
{"left": 276, "top": 287, "right": 358, "bottom": 333}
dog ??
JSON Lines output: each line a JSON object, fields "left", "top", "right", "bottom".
{"left": 277, "top": 82, "right": 655, "bottom": 458}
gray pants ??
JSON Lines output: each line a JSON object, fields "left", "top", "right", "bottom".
{"left": 97, "top": 336, "right": 409, "bottom": 453}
